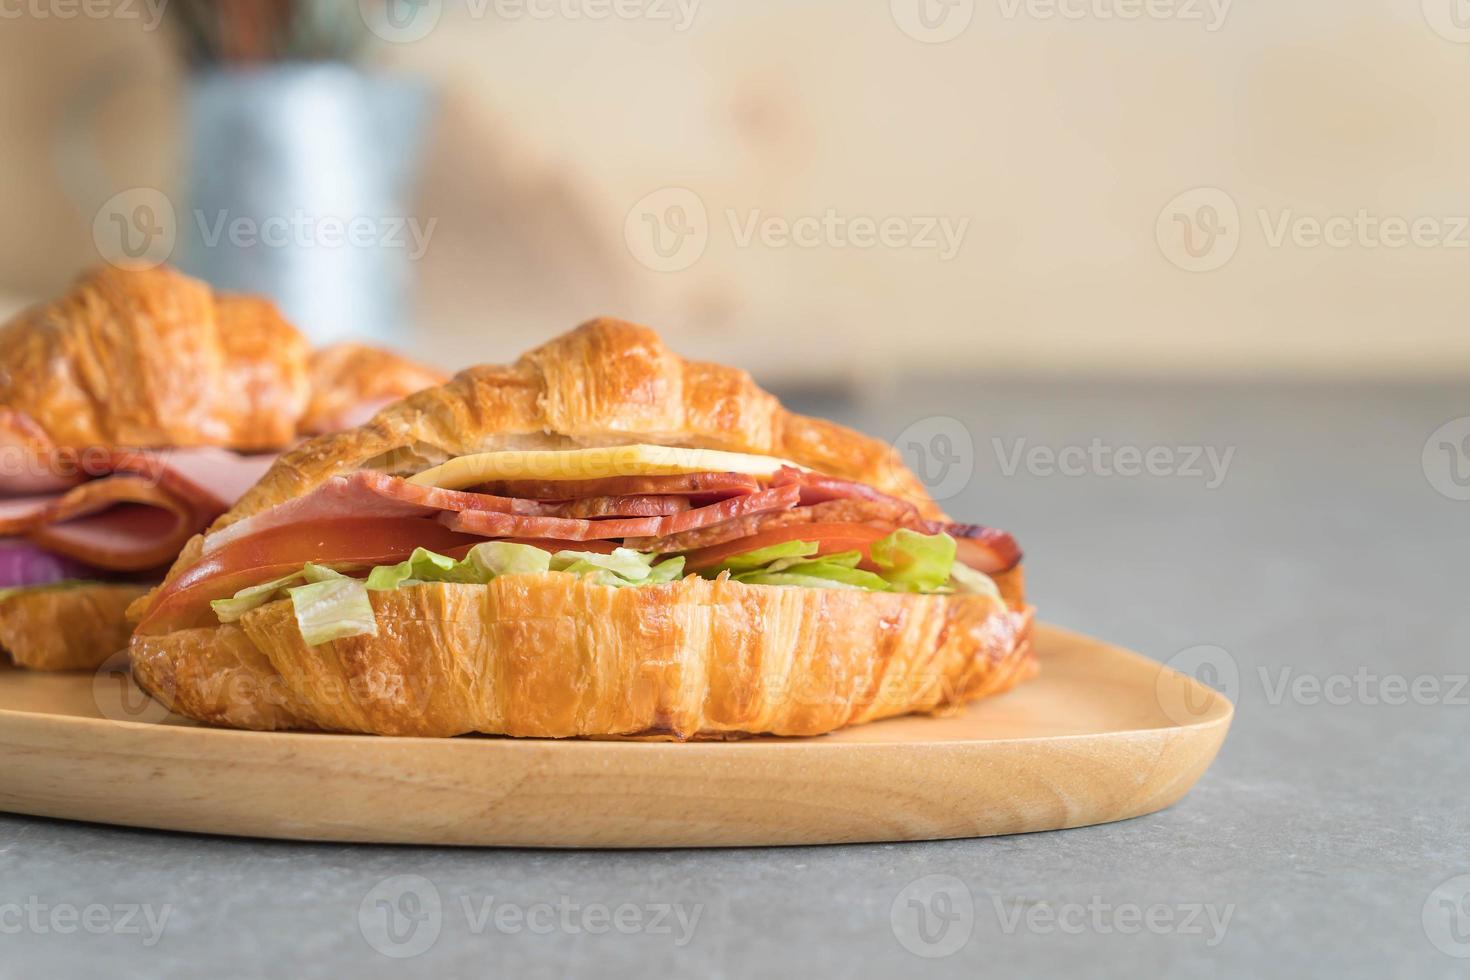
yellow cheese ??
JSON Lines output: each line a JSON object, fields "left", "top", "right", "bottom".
{"left": 407, "top": 444, "right": 804, "bottom": 489}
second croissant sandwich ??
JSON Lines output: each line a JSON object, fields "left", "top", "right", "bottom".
{"left": 0, "top": 264, "right": 444, "bottom": 671}
{"left": 129, "top": 319, "right": 1034, "bottom": 739}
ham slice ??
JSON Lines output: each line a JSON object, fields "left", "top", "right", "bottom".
{"left": 442, "top": 485, "right": 801, "bottom": 542}
{"left": 479, "top": 472, "right": 760, "bottom": 502}
{"left": 205, "top": 471, "right": 739, "bottom": 554}
{"left": 769, "top": 466, "right": 919, "bottom": 519}
{"left": 0, "top": 448, "right": 278, "bottom": 573}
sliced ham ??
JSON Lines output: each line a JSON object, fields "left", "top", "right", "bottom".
{"left": 30, "top": 502, "right": 197, "bottom": 572}
{"left": 0, "top": 448, "right": 278, "bottom": 572}
{"left": 478, "top": 472, "right": 760, "bottom": 502}
{"left": 769, "top": 466, "right": 920, "bottom": 519}
{"left": 548, "top": 494, "right": 690, "bottom": 519}
{"left": 206, "top": 471, "right": 751, "bottom": 554}
{"left": 625, "top": 498, "right": 904, "bottom": 553}
{"left": 443, "top": 485, "right": 801, "bottom": 542}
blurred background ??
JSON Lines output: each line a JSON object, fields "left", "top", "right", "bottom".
{"left": 2, "top": 1, "right": 1468, "bottom": 384}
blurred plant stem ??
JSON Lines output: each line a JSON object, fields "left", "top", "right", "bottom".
{"left": 167, "top": 0, "right": 372, "bottom": 65}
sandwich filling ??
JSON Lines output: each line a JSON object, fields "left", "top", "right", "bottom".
{"left": 0, "top": 447, "right": 278, "bottom": 596}
{"left": 137, "top": 445, "right": 1023, "bottom": 645}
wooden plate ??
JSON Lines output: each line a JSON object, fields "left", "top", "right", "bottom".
{"left": 0, "top": 624, "right": 1231, "bottom": 848}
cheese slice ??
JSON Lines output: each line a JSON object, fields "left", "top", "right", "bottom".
{"left": 408, "top": 445, "right": 805, "bottom": 489}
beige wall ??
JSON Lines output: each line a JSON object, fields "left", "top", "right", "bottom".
{"left": 1, "top": 2, "right": 1467, "bottom": 380}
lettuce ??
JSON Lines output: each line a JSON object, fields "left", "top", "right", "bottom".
{"left": 0, "top": 579, "right": 103, "bottom": 604}
{"left": 702, "top": 530, "right": 965, "bottom": 594}
{"left": 948, "top": 561, "right": 1002, "bottom": 600}
{"left": 869, "top": 529, "right": 957, "bottom": 593}
{"left": 289, "top": 571, "right": 378, "bottom": 646}
{"left": 209, "top": 529, "right": 993, "bottom": 644}
{"left": 466, "top": 542, "right": 553, "bottom": 578}
{"left": 711, "top": 539, "right": 818, "bottom": 573}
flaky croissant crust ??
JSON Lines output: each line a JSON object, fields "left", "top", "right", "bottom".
{"left": 131, "top": 576, "right": 1034, "bottom": 738}
{"left": 0, "top": 264, "right": 310, "bottom": 452}
{"left": 131, "top": 319, "right": 1033, "bottom": 738}
{"left": 0, "top": 583, "right": 148, "bottom": 671}
{"left": 151, "top": 317, "right": 945, "bottom": 585}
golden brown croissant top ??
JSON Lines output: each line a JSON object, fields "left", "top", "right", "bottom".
{"left": 209, "top": 317, "right": 945, "bottom": 540}
{"left": 0, "top": 264, "right": 310, "bottom": 452}
{"left": 299, "top": 342, "right": 447, "bottom": 436}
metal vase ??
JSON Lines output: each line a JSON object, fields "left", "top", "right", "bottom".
{"left": 180, "top": 64, "right": 432, "bottom": 346}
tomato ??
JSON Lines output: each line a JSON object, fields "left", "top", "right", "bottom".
{"left": 135, "top": 517, "right": 480, "bottom": 634}
{"left": 679, "top": 522, "right": 894, "bottom": 572}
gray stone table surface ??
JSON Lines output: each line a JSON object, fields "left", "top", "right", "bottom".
{"left": 2, "top": 379, "right": 1466, "bottom": 978}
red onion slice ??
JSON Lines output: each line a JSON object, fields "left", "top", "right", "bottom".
{"left": 0, "top": 539, "right": 102, "bottom": 589}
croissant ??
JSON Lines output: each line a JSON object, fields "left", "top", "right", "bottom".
{"left": 0, "top": 265, "right": 443, "bottom": 672}
{"left": 0, "top": 263, "right": 310, "bottom": 453}
{"left": 130, "top": 319, "right": 1035, "bottom": 738}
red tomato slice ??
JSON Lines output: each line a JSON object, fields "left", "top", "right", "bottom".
{"left": 136, "top": 517, "right": 481, "bottom": 634}
{"left": 680, "top": 522, "right": 894, "bottom": 572}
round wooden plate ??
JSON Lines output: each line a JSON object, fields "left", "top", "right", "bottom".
{"left": 0, "top": 624, "right": 1231, "bottom": 847}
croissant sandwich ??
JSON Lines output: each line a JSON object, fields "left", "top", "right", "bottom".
{"left": 128, "top": 319, "right": 1035, "bottom": 739}
{"left": 0, "top": 264, "right": 444, "bottom": 671}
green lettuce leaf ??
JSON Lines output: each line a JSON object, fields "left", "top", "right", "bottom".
{"left": 466, "top": 541, "right": 554, "bottom": 578}
{"left": 288, "top": 570, "right": 378, "bottom": 646}
{"left": 869, "top": 529, "right": 957, "bottom": 593}
{"left": 711, "top": 539, "right": 819, "bottom": 573}
{"left": 366, "top": 547, "right": 492, "bottom": 590}
{"left": 947, "top": 561, "right": 1001, "bottom": 600}
{"left": 0, "top": 579, "right": 104, "bottom": 604}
